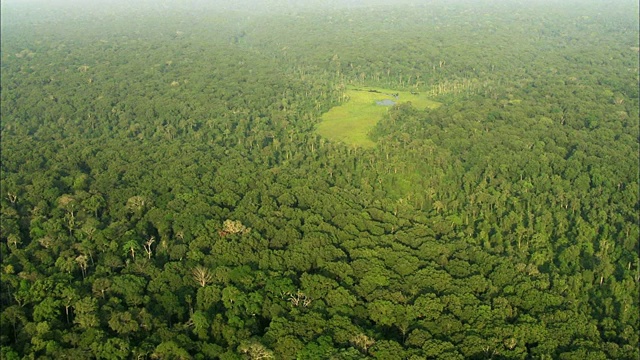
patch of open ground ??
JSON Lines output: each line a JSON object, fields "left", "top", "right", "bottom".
{"left": 317, "top": 86, "right": 441, "bottom": 148}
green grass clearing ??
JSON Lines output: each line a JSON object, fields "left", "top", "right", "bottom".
{"left": 317, "top": 86, "right": 442, "bottom": 148}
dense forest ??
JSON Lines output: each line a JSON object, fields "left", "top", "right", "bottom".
{"left": 1, "top": 0, "right": 638, "bottom": 359}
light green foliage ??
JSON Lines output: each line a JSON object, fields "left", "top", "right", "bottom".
{"left": 153, "top": 341, "right": 192, "bottom": 360}
{"left": 190, "top": 310, "right": 210, "bottom": 340}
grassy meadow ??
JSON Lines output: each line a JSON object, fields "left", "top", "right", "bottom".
{"left": 316, "top": 86, "right": 442, "bottom": 148}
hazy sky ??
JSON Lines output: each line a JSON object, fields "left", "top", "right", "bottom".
{"left": 2, "top": 0, "right": 637, "bottom": 28}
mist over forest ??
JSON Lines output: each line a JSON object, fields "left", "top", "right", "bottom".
{"left": 1, "top": 0, "right": 638, "bottom": 359}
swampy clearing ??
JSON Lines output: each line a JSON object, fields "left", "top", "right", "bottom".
{"left": 317, "top": 86, "right": 441, "bottom": 148}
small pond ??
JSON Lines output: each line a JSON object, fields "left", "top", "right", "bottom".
{"left": 376, "top": 99, "right": 396, "bottom": 106}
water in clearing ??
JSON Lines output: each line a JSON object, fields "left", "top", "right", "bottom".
{"left": 376, "top": 99, "right": 396, "bottom": 106}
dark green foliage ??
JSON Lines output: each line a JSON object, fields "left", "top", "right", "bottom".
{"left": 1, "top": 0, "right": 638, "bottom": 359}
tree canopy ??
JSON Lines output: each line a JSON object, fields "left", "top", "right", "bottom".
{"left": 1, "top": 0, "right": 638, "bottom": 359}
